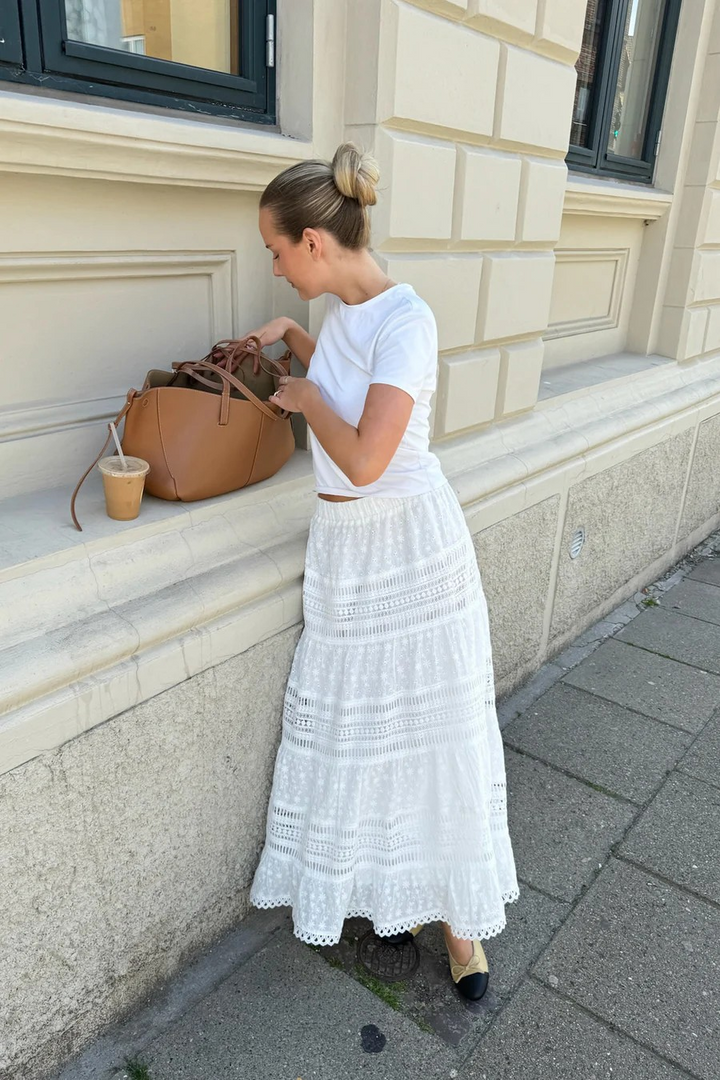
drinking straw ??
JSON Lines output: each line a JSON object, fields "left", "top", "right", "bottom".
{"left": 109, "top": 422, "right": 128, "bottom": 469}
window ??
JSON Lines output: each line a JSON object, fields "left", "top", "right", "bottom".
{"left": 0, "top": 1, "right": 275, "bottom": 124}
{"left": 567, "top": 0, "right": 681, "bottom": 182}
{"left": 121, "top": 37, "right": 147, "bottom": 56}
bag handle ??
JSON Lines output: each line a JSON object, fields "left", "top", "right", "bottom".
{"left": 70, "top": 391, "right": 137, "bottom": 532}
{"left": 173, "top": 359, "right": 291, "bottom": 422}
{"left": 204, "top": 335, "right": 292, "bottom": 381}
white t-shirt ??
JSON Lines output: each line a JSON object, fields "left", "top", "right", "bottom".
{"left": 305, "top": 283, "right": 447, "bottom": 498}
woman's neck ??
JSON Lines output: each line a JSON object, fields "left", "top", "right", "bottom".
{"left": 330, "top": 252, "right": 394, "bottom": 306}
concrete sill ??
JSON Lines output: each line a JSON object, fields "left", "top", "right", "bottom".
{"left": 538, "top": 353, "right": 675, "bottom": 403}
{"left": 564, "top": 174, "right": 673, "bottom": 220}
{"left": 0, "top": 89, "right": 312, "bottom": 190}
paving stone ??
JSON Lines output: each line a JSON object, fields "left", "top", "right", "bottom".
{"left": 496, "top": 662, "right": 565, "bottom": 729}
{"left": 663, "top": 577, "right": 720, "bottom": 626}
{"left": 534, "top": 859, "right": 720, "bottom": 1080}
{"left": 503, "top": 683, "right": 691, "bottom": 803}
{"left": 550, "top": 600, "right": 639, "bottom": 671}
{"left": 460, "top": 979, "right": 686, "bottom": 1080}
{"left": 563, "top": 637, "right": 720, "bottom": 733}
{"left": 688, "top": 555, "right": 720, "bottom": 587}
{"left": 482, "top": 885, "right": 569, "bottom": 1008}
{"left": 307, "top": 882, "right": 568, "bottom": 1051}
{"left": 617, "top": 607, "right": 720, "bottom": 675}
{"left": 53, "top": 909, "right": 295, "bottom": 1080}
{"left": 422, "top": 883, "right": 568, "bottom": 1042}
{"left": 142, "top": 929, "right": 454, "bottom": 1080}
{"left": 677, "top": 712, "right": 720, "bottom": 790}
{"left": 505, "top": 751, "right": 635, "bottom": 902}
{"left": 620, "top": 773, "right": 720, "bottom": 905}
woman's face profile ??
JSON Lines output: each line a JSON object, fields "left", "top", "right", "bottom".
{"left": 259, "top": 207, "right": 327, "bottom": 301}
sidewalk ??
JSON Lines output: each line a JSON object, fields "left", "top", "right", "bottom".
{"left": 55, "top": 529, "right": 720, "bottom": 1080}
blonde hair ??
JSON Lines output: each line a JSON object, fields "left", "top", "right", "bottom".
{"left": 260, "top": 143, "right": 380, "bottom": 250}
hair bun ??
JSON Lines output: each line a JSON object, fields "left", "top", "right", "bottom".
{"left": 332, "top": 143, "right": 379, "bottom": 209}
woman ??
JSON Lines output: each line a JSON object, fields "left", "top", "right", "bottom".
{"left": 245, "top": 144, "right": 518, "bottom": 1001}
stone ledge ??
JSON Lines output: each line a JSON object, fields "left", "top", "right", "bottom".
{"left": 441, "top": 353, "right": 720, "bottom": 522}
{"left": 4, "top": 355, "right": 720, "bottom": 776}
{"left": 0, "top": 90, "right": 312, "bottom": 190}
{"left": 0, "top": 454, "right": 315, "bottom": 775}
{"left": 538, "top": 353, "right": 673, "bottom": 401}
{"left": 564, "top": 174, "right": 673, "bottom": 220}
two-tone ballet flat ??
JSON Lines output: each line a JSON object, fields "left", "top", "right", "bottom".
{"left": 381, "top": 923, "right": 424, "bottom": 945}
{"left": 446, "top": 938, "right": 489, "bottom": 1001}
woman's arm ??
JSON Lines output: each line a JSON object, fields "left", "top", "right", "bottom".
{"left": 238, "top": 317, "right": 316, "bottom": 371}
{"left": 272, "top": 380, "right": 414, "bottom": 487}
{"left": 280, "top": 320, "right": 316, "bottom": 369}
{"left": 272, "top": 306, "right": 435, "bottom": 486}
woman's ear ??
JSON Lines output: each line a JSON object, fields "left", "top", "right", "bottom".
{"left": 303, "top": 227, "right": 323, "bottom": 260}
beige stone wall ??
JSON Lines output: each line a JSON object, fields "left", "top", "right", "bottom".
{"left": 346, "top": 0, "right": 582, "bottom": 432}
{"left": 555, "top": 1, "right": 720, "bottom": 366}
{"left": 658, "top": 4, "right": 720, "bottom": 359}
{"left": 0, "top": 173, "right": 271, "bottom": 497}
{"left": 350, "top": 0, "right": 720, "bottom": 392}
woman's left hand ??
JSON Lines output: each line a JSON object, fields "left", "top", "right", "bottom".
{"left": 269, "top": 375, "right": 319, "bottom": 414}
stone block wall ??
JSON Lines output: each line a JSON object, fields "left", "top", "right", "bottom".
{"left": 2, "top": 624, "right": 299, "bottom": 1080}
{"left": 653, "top": 2, "right": 720, "bottom": 361}
{"left": 347, "top": 0, "right": 583, "bottom": 436}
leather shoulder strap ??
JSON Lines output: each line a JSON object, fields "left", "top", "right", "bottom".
{"left": 70, "top": 392, "right": 136, "bottom": 532}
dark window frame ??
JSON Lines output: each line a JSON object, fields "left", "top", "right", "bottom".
{"left": 0, "top": 0, "right": 276, "bottom": 125}
{"left": 0, "top": 4, "right": 25, "bottom": 69}
{"left": 567, "top": 0, "right": 681, "bottom": 183}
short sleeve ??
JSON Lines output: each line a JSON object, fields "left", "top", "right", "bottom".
{"left": 369, "top": 303, "right": 438, "bottom": 403}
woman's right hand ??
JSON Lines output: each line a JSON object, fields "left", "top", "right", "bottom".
{"left": 237, "top": 318, "right": 291, "bottom": 375}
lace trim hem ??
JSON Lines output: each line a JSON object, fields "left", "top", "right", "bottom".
{"left": 249, "top": 889, "right": 521, "bottom": 947}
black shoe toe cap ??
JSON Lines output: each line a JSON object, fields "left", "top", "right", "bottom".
{"left": 456, "top": 971, "right": 489, "bottom": 1001}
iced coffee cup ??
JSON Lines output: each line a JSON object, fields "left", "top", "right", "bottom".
{"left": 98, "top": 456, "right": 150, "bottom": 522}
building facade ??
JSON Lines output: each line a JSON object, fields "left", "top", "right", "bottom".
{"left": 2, "top": 0, "right": 720, "bottom": 1075}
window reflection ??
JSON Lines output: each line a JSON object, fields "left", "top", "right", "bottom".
{"left": 608, "top": 0, "right": 664, "bottom": 159}
{"left": 571, "top": 0, "right": 609, "bottom": 149}
{"left": 64, "top": 0, "right": 240, "bottom": 76}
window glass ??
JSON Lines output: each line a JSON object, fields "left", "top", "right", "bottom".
{"left": 64, "top": 0, "right": 240, "bottom": 76}
{"left": 567, "top": 0, "right": 679, "bottom": 180}
{"left": 607, "top": 0, "right": 664, "bottom": 159}
{"left": 571, "top": 0, "right": 610, "bottom": 149}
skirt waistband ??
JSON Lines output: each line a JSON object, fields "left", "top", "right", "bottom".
{"left": 313, "top": 479, "right": 453, "bottom": 524}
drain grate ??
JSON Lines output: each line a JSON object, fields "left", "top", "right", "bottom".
{"left": 356, "top": 929, "right": 421, "bottom": 982}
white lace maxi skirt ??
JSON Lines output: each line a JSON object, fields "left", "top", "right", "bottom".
{"left": 249, "top": 479, "right": 519, "bottom": 945}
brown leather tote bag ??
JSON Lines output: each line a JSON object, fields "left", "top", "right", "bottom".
{"left": 70, "top": 337, "right": 295, "bottom": 531}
